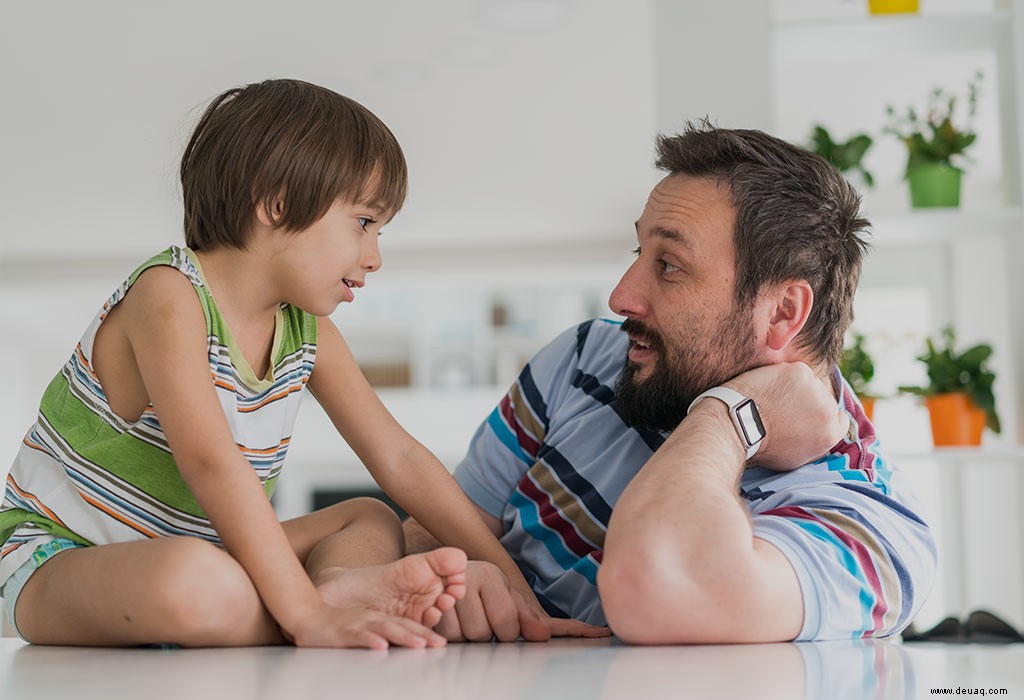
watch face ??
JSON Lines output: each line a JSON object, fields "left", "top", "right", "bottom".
{"left": 735, "top": 399, "right": 766, "bottom": 446}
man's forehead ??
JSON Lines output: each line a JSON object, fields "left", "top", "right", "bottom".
{"left": 637, "top": 175, "right": 734, "bottom": 239}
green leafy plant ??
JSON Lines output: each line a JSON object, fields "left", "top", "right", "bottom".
{"left": 808, "top": 125, "right": 874, "bottom": 187}
{"left": 898, "top": 326, "right": 1000, "bottom": 433}
{"left": 839, "top": 332, "right": 878, "bottom": 398}
{"left": 884, "top": 72, "right": 982, "bottom": 175}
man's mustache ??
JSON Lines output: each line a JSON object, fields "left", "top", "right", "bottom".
{"left": 620, "top": 318, "right": 665, "bottom": 353}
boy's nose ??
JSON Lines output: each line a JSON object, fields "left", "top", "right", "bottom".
{"left": 362, "top": 237, "right": 382, "bottom": 272}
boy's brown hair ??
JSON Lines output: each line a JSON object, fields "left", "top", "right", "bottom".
{"left": 180, "top": 79, "right": 407, "bottom": 250}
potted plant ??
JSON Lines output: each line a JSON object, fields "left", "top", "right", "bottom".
{"left": 883, "top": 72, "right": 982, "bottom": 208}
{"left": 898, "top": 326, "right": 1000, "bottom": 446}
{"left": 807, "top": 125, "right": 875, "bottom": 189}
{"left": 839, "top": 332, "right": 880, "bottom": 420}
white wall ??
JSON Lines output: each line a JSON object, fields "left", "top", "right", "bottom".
{"left": 0, "top": 0, "right": 657, "bottom": 260}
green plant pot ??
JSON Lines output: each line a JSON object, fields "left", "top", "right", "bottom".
{"left": 907, "top": 164, "right": 962, "bottom": 208}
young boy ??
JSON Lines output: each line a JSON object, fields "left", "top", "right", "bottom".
{"left": 0, "top": 79, "right": 599, "bottom": 649}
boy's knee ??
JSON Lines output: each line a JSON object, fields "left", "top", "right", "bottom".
{"left": 338, "top": 497, "right": 402, "bottom": 532}
{"left": 151, "top": 538, "right": 262, "bottom": 642}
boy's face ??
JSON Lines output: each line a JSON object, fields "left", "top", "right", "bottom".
{"left": 270, "top": 197, "right": 387, "bottom": 317}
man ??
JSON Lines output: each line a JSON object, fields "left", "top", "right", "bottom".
{"left": 405, "top": 122, "right": 937, "bottom": 644}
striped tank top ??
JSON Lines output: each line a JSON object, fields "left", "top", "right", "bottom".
{"left": 0, "top": 246, "right": 318, "bottom": 583}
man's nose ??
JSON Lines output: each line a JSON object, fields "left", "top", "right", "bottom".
{"left": 608, "top": 260, "right": 648, "bottom": 319}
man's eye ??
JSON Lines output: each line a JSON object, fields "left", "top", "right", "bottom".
{"left": 662, "top": 261, "right": 681, "bottom": 274}
{"left": 631, "top": 246, "right": 641, "bottom": 256}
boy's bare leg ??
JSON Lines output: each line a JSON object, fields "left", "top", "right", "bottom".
{"left": 282, "top": 498, "right": 467, "bottom": 627}
{"left": 15, "top": 497, "right": 465, "bottom": 646}
{"left": 14, "top": 536, "right": 281, "bottom": 647}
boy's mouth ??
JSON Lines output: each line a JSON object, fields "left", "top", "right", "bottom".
{"left": 341, "top": 278, "right": 363, "bottom": 302}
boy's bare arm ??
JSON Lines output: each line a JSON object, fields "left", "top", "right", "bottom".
{"left": 309, "top": 319, "right": 532, "bottom": 596}
{"left": 120, "top": 269, "right": 412, "bottom": 646}
{"left": 311, "top": 318, "right": 606, "bottom": 641}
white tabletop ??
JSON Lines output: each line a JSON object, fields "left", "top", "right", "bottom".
{"left": 1, "top": 636, "right": 1022, "bottom": 700}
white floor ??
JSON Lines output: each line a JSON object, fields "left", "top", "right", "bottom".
{"left": 1, "top": 636, "right": 1022, "bottom": 700}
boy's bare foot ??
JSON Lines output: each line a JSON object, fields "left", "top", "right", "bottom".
{"left": 312, "top": 547, "right": 468, "bottom": 627}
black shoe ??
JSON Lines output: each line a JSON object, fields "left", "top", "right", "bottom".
{"left": 965, "top": 610, "right": 1024, "bottom": 644}
{"left": 902, "top": 616, "right": 966, "bottom": 643}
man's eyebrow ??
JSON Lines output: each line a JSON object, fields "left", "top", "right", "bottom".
{"left": 635, "top": 221, "right": 694, "bottom": 251}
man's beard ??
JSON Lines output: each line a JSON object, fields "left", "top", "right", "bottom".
{"left": 614, "top": 311, "right": 760, "bottom": 432}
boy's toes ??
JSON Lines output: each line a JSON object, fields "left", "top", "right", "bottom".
{"left": 429, "top": 547, "right": 468, "bottom": 577}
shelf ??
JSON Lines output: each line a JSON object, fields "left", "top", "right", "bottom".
{"left": 864, "top": 206, "right": 1022, "bottom": 248}
{"left": 773, "top": 11, "right": 1010, "bottom": 57}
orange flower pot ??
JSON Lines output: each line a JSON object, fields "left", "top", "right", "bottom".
{"left": 861, "top": 396, "right": 876, "bottom": 422}
{"left": 925, "top": 393, "right": 985, "bottom": 446}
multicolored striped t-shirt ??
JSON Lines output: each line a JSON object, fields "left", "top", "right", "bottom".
{"left": 0, "top": 246, "right": 318, "bottom": 584}
{"left": 454, "top": 319, "right": 937, "bottom": 640}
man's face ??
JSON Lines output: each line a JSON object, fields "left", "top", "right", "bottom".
{"left": 608, "top": 174, "right": 767, "bottom": 432}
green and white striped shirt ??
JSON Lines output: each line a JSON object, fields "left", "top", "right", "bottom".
{"left": 0, "top": 246, "right": 318, "bottom": 582}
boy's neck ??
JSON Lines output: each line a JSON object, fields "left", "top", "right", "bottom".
{"left": 194, "top": 244, "right": 280, "bottom": 319}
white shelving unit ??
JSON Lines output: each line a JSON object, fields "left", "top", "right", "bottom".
{"left": 772, "top": 0, "right": 1024, "bottom": 628}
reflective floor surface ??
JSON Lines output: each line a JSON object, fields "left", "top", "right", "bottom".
{"left": 1, "top": 636, "right": 1022, "bottom": 700}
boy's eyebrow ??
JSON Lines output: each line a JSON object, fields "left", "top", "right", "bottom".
{"left": 356, "top": 201, "right": 387, "bottom": 217}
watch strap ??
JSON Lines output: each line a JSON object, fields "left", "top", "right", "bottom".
{"left": 687, "top": 386, "right": 765, "bottom": 459}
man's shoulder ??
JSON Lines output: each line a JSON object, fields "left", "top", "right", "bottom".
{"left": 546, "top": 318, "right": 627, "bottom": 377}
{"left": 522, "top": 318, "right": 629, "bottom": 421}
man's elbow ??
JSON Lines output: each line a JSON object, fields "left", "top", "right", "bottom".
{"left": 598, "top": 545, "right": 708, "bottom": 644}
{"left": 599, "top": 544, "right": 777, "bottom": 645}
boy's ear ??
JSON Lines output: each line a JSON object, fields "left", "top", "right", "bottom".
{"left": 254, "top": 194, "right": 286, "bottom": 227}
{"left": 764, "top": 280, "right": 813, "bottom": 352}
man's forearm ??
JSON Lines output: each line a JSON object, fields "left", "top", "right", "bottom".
{"left": 598, "top": 400, "right": 800, "bottom": 643}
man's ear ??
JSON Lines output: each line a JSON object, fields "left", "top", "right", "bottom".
{"left": 764, "top": 280, "right": 813, "bottom": 352}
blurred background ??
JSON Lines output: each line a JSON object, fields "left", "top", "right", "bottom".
{"left": 2, "top": 0, "right": 1022, "bottom": 632}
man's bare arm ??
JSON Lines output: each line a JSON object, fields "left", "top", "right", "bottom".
{"left": 598, "top": 363, "right": 847, "bottom": 644}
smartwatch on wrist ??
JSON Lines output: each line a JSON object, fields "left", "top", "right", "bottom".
{"left": 687, "top": 386, "right": 766, "bottom": 459}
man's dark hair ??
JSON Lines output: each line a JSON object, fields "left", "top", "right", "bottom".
{"left": 180, "top": 79, "right": 407, "bottom": 250}
{"left": 655, "top": 120, "right": 870, "bottom": 367}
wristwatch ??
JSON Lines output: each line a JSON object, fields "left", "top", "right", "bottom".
{"left": 687, "top": 386, "right": 766, "bottom": 459}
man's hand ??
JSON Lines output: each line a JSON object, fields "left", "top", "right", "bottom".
{"left": 433, "top": 561, "right": 609, "bottom": 642}
{"left": 724, "top": 362, "right": 848, "bottom": 471}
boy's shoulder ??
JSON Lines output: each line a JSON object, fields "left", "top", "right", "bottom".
{"left": 127, "top": 246, "right": 204, "bottom": 289}
{"left": 108, "top": 247, "right": 210, "bottom": 329}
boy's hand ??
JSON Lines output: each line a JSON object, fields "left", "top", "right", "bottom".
{"left": 290, "top": 602, "right": 448, "bottom": 649}
{"left": 432, "top": 561, "right": 609, "bottom": 642}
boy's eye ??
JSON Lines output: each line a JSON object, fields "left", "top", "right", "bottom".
{"left": 357, "top": 216, "right": 376, "bottom": 231}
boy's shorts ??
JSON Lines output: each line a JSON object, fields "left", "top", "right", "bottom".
{"left": 1, "top": 538, "right": 85, "bottom": 640}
